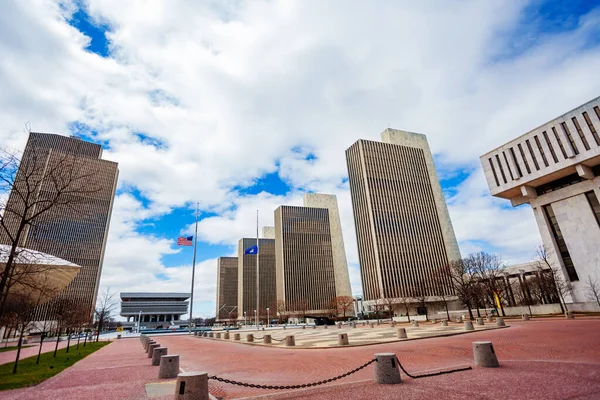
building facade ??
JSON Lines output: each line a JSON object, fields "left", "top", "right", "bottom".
{"left": 345, "top": 129, "right": 460, "bottom": 304}
{"left": 480, "top": 96, "right": 600, "bottom": 303}
{"left": 216, "top": 257, "right": 238, "bottom": 322}
{"left": 237, "top": 238, "right": 276, "bottom": 321}
{"left": 120, "top": 292, "right": 190, "bottom": 330}
{"left": 274, "top": 194, "right": 352, "bottom": 315}
{"left": 0, "top": 132, "right": 118, "bottom": 319}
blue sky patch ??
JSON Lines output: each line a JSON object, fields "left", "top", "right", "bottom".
{"left": 68, "top": 8, "right": 110, "bottom": 57}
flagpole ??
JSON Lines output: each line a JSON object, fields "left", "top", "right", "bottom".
{"left": 256, "top": 209, "right": 259, "bottom": 328}
{"left": 189, "top": 202, "right": 199, "bottom": 334}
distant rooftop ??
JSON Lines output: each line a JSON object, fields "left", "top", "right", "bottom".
{"left": 0, "top": 244, "right": 80, "bottom": 267}
{"left": 120, "top": 292, "right": 191, "bottom": 299}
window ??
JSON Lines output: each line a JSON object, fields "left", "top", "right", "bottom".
{"left": 561, "top": 122, "right": 579, "bottom": 155}
{"left": 582, "top": 112, "right": 600, "bottom": 146}
{"left": 542, "top": 131, "right": 558, "bottom": 163}
{"left": 502, "top": 151, "right": 515, "bottom": 180}
{"left": 536, "top": 173, "right": 584, "bottom": 196}
{"left": 543, "top": 205, "right": 578, "bottom": 282}
{"left": 552, "top": 127, "right": 568, "bottom": 158}
{"left": 534, "top": 135, "right": 549, "bottom": 167}
{"left": 571, "top": 117, "right": 590, "bottom": 151}
{"left": 585, "top": 191, "right": 600, "bottom": 228}
{"left": 495, "top": 154, "right": 507, "bottom": 183}
{"left": 525, "top": 139, "right": 540, "bottom": 170}
{"left": 488, "top": 158, "right": 500, "bottom": 186}
{"left": 509, "top": 147, "right": 523, "bottom": 177}
{"left": 517, "top": 143, "right": 531, "bottom": 174}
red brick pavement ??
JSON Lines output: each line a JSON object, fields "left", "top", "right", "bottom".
{"left": 1, "top": 318, "right": 599, "bottom": 399}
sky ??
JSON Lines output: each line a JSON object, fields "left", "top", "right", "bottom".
{"left": 1, "top": 0, "right": 600, "bottom": 319}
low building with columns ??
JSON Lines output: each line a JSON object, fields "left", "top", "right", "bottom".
{"left": 480, "top": 95, "right": 600, "bottom": 304}
{"left": 120, "top": 292, "right": 190, "bottom": 330}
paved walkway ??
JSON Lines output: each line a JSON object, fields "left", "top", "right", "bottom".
{"left": 1, "top": 318, "right": 599, "bottom": 399}
{"left": 204, "top": 320, "right": 503, "bottom": 348}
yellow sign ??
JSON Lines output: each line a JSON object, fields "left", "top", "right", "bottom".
{"left": 116, "top": 326, "right": 124, "bottom": 332}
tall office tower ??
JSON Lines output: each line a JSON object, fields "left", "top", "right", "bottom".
{"left": 0, "top": 132, "right": 118, "bottom": 318}
{"left": 481, "top": 96, "right": 600, "bottom": 303}
{"left": 274, "top": 194, "right": 352, "bottom": 315}
{"left": 345, "top": 129, "right": 460, "bottom": 303}
{"left": 237, "top": 237, "right": 276, "bottom": 320}
{"left": 215, "top": 257, "right": 238, "bottom": 322}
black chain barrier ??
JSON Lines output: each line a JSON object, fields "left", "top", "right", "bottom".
{"left": 208, "top": 358, "right": 377, "bottom": 390}
{"left": 395, "top": 356, "right": 471, "bottom": 379}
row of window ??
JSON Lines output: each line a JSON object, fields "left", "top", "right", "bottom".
{"left": 488, "top": 106, "right": 600, "bottom": 187}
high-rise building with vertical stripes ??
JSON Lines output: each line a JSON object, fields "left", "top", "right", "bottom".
{"left": 345, "top": 129, "right": 460, "bottom": 304}
{"left": 480, "top": 96, "right": 600, "bottom": 303}
{"left": 216, "top": 257, "right": 238, "bottom": 322}
{"left": 0, "top": 132, "right": 118, "bottom": 319}
{"left": 237, "top": 237, "right": 276, "bottom": 321}
{"left": 274, "top": 194, "right": 352, "bottom": 315}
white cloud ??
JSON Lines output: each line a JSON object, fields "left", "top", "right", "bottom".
{"left": 1, "top": 0, "right": 599, "bottom": 315}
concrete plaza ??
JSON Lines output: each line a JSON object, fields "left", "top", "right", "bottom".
{"left": 2, "top": 317, "right": 600, "bottom": 399}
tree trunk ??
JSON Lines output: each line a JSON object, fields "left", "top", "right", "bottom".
{"left": 76, "top": 330, "right": 81, "bottom": 350}
{"left": 66, "top": 329, "right": 71, "bottom": 353}
{"left": 466, "top": 303, "right": 474, "bottom": 320}
{"left": 443, "top": 299, "right": 450, "bottom": 321}
{"left": 13, "top": 326, "right": 25, "bottom": 374}
{"left": 83, "top": 330, "right": 88, "bottom": 347}
{"left": 36, "top": 334, "right": 45, "bottom": 364}
{"left": 53, "top": 331, "right": 60, "bottom": 357}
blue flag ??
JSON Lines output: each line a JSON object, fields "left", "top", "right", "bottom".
{"left": 244, "top": 245, "right": 258, "bottom": 255}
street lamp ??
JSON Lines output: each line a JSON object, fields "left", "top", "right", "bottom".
{"left": 137, "top": 310, "right": 142, "bottom": 334}
{"left": 519, "top": 269, "right": 533, "bottom": 317}
{"left": 254, "top": 309, "right": 257, "bottom": 328}
{"left": 243, "top": 311, "right": 247, "bottom": 326}
{"left": 266, "top": 307, "right": 270, "bottom": 327}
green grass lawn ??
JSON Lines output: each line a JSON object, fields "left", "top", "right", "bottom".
{"left": 0, "top": 345, "right": 33, "bottom": 353}
{"left": 0, "top": 341, "right": 110, "bottom": 391}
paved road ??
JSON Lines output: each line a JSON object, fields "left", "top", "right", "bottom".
{"left": 2, "top": 318, "right": 600, "bottom": 399}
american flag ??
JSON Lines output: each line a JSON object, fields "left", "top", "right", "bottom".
{"left": 177, "top": 236, "right": 193, "bottom": 246}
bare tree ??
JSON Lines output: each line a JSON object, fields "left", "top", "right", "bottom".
{"left": 380, "top": 297, "right": 397, "bottom": 320}
{"left": 334, "top": 296, "right": 354, "bottom": 320}
{"left": 431, "top": 267, "right": 453, "bottom": 321}
{"left": 397, "top": 297, "right": 412, "bottom": 322}
{"left": 275, "top": 300, "right": 287, "bottom": 324}
{"left": 94, "top": 287, "right": 117, "bottom": 342}
{"left": 0, "top": 140, "right": 101, "bottom": 317}
{"left": 585, "top": 275, "right": 600, "bottom": 308}
{"left": 409, "top": 276, "right": 430, "bottom": 321}
{"left": 467, "top": 252, "right": 507, "bottom": 317}
{"left": 535, "top": 245, "right": 570, "bottom": 313}
{"left": 446, "top": 260, "right": 476, "bottom": 320}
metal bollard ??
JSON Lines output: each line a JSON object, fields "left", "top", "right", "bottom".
{"left": 158, "top": 354, "right": 180, "bottom": 379}
{"left": 234, "top": 333, "right": 240, "bottom": 341}
{"left": 117, "top": 334, "right": 121, "bottom": 339}
{"left": 473, "top": 341, "right": 499, "bottom": 368}
{"left": 324, "top": 325, "right": 328, "bottom": 329}
{"left": 175, "top": 371, "right": 209, "bottom": 400}
{"left": 374, "top": 353, "right": 401, "bottom": 384}
{"left": 464, "top": 321, "right": 475, "bottom": 331}
{"left": 246, "top": 334, "right": 254, "bottom": 343}
{"left": 152, "top": 347, "right": 168, "bottom": 366}
{"left": 224, "top": 332, "right": 230, "bottom": 339}
{"left": 476, "top": 318, "right": 484, "bottom": 326}
{"left": 441, "top": 320, "right": 448, "bottom": 327}
{"left": 411, "top": 321, "right": 419, "bottom": 328}
{"left": 285, "top": 335, "right": 295, "bottom": 346}
{"left": 215, "top": 333, "right": 221, "bottom": 339}
{"left": 487, "top": 315, "right": 494, "bottom": 322}
{"left": 338, "top": 333, "right": 349, "bottom": 346}
{"left": 148, "top": 343, "right": 160, "bottom": 358}
{"left": 522, "top": 314, "right": 530, "bottom": 321}
{"left": 263, "top": 334, "right": 272, "bottom": 344}
{"left": 496, "top": 317, "right": 506, "bottom": 327}
{"left": 397, "top": 328, "right": 407, "bottom": 339}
